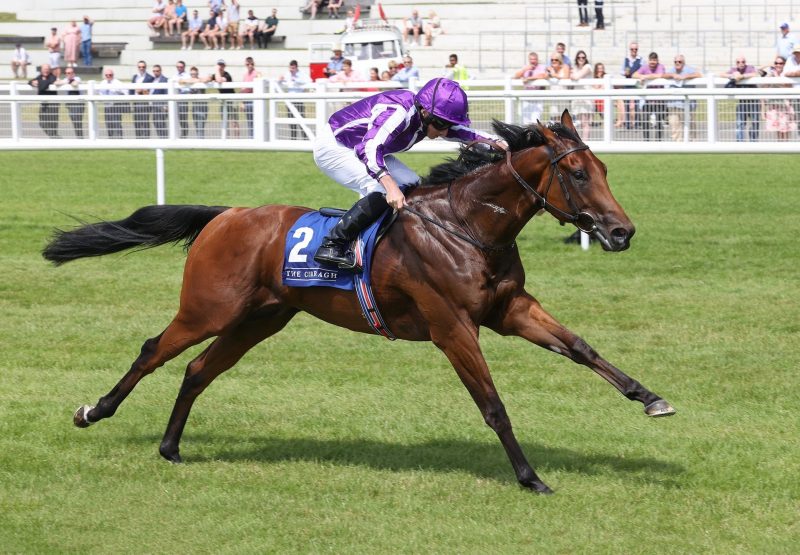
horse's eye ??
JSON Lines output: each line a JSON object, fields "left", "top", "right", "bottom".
{"left": 573, "top": 169, "right": 586, "bottom": 180}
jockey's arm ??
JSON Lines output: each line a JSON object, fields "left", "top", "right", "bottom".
{"left": 379, "top": 173, "right": 406, "bottom": 211}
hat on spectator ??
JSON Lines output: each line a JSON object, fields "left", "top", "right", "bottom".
{"left": 793, "top": 45, "right": 800, "bottom": 53}
{"left": 217, "top": 59, "right": 226, "bottom": 65}
{"left": 780, "top": 22, "right": 789, "bottom": 29}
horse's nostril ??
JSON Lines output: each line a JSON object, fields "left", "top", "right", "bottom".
{"left": 610, "top": 227, "right": 629, "bottom": 245}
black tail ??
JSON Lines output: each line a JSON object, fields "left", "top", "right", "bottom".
{"left": 42, "top": 204, "right": 230, "bottom": 265}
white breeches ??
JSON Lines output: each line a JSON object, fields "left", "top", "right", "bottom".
{"left": 313, "top": 123, "right": 420, "bottom": 198}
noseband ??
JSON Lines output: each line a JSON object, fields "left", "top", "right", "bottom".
{"left": 505, "top": 144, "right": 596, "bottom": 233}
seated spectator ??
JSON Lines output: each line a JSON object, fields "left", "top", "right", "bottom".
{"left": 404, "top": 9, "right": 424, "bottom": 46}
{"left": 181, "top": 9, "right": 203, "bottom": 50}
{"left": 216, "top": 8, "right": 230, "bottom": 49}
{"left": 328, "top": 59, "right": 365, "bottom": 86}
{"left": 300, "top": 0, "right": 322, "bottom": 20}
{"left": 162, "top": 0, "right": 178, "bottom": 35}
{"left": 324, "top": 46, "right": 345, "bottom": 77}
{"left": 148, "top": 0, "right": 168, "bottom": 36}
{"left": 242, "top": 10, "right": 260, "bottom": 49}
{"left": 380, "top": 70, "right": 391, "bottom": 81}
{"left": 173, "top": 0, "right": 188, "bottom": 32}
{"left": 257, "top": 9, "right": 279, "bottom": 48}
{"left": 200, "top": 9, "right": 221, "bottom": 49}
{"left": 392, "top": 56, "right": 420, "bottom": 87}
{"left": 11, "top": 43, "right": 31, "bottom": 79}
{"left": 328, "top": 0, "right": 343, "bottom": 19}
{"left": 339, "top": 8, "right": 361, "bottom": 34}
{"left": 423, "top": 11, "right": 443, "bottom": 46}
{"left": 386, "top": 60, "right": 399, "bottom": 79}
{"left": 209, "top": 0, "right": 224, "bottom": 16}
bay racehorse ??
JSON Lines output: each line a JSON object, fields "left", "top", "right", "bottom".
{"left": 43, "top": 112, "right": 674, "bottom": 493}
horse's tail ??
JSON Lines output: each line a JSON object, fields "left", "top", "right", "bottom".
{"left": 42, "top": 204, "right": 230, "bottom": 265}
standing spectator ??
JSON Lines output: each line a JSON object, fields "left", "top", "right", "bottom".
{"left": 55, "top": 66, "right": 84, "bottom": 138}
{"left": 277, "top": 59, "right": 309, "bottom": 139}
{"left": 556, "top": 43, "right": 572, "bottom": 68}
{"left": 619, "top": 41, "right": 642, "bottom": 129}
{"left": 179, "top": 66, "right": 208, "bottom": 137}
{"left": 665, "top": 54, "right": 701, "bottom": 142}
{"left": 11, "top": 43, "right": 30, "bottom": 79}
{"left": 98, "top": 69, "right": 126, "bottom": 138}
{"left": 777, "top": 23, "right": 797, "bottom": 60}
{"left": 80, "top": 15, "right": 94, "bottom": 66}
{"left": 131, "top": 60, "right": 154, "bottom": 139}
{"left": 62, "top": 21, "right": 81, "bottom": 68}
{"left": 386, "top": 60, "right": 399, "bottom": 79}
{"left": 325, "top": 46, "right": 345, "bottom": 77}
{"left": 404, "top": 9, "right": 424, "bottom": 46}
{"left": 172, "top": 60, "right": 191, "bottom": 137}
{"left": 258, "top": 9, "right": 279, "bottom": 49}
{"left": 577, "top": 0, "right": 589, "bottom": 27}
{"left": 423, "top": 11, "right": 443, "bottom": 46}
{"left": 209, "top": 0, "right": 224, "bottom": 16}
{"left": 226, "top": 0, "right": 241, "bottom": 49}
{"left": 206, "top": 59, "right": 239, "bottom": 137}
{"left": 181, "top": 10, "right": 203, "bottom": 50}
{"left": 392, "top": 56, "right": 420, "bottom": 88}
{"left": 151, "top": 64, "right": 169, "bottom": 138}
{"left": 148, "top": 0, "right": 168, "bottom": 36}
{"left": 569, "top": 50, "right": 594, "bottom": 138}
{"left": 327, "top": 0, "right": 343, "bottom": 19}
{"left": 215, "top": 8, "right": 230, "bottom": 49}
{"left": 444, "top": 53, "right": 469, "bottom": 83}
{"left": 200, "top": 9, "right": 221, "bottom": 50}
{"left": 779, "top": 45, "right": 800, "bottom": 132}
{"left": 241, "top": 56, "right": 261, "bottom": 137}
{"left": 29, "top": 64, "right": 59, "bottom": 138}
{"left": 594, "top": 0, "right": 604, "bottom": 30}
{"left": 761, "top": 56, "right": 794, "bottom": 142}
{"left": 722, "top": 56, "right": 759, "bottom": 142}
{"left": 45, "top": 28, "right": 62, "bottom": 70}
{"left": 633, "top": 51, "right": 667, "bottom": 141}
{"left": 380, "top": 70, "right": 391, "bottom": 81}
{"left": 242, "top": 10, "right": 260, "bottom": 49}
{"left": 513, "top": 52, "right": 547, "bottom": 124}
{"left": 592, "top": 62, "right": 610, "bottom": 122}
{"left": 545, "top": 52, "right": 570, "bottom": 122}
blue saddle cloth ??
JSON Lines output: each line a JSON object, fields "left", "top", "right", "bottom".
{"left": 282, "top": 210, "right": 389, "bottom": 290}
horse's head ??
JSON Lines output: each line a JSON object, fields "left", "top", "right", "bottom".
{"left": 499, "top": 112, "right": 635, "bottom": 251}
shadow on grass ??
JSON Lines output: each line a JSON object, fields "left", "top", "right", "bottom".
{"left": 134, "top": 434, "right": 686, "bottom": 488}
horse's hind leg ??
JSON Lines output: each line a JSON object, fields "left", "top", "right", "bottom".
{"left": 74, "top": 316, "right": 215, "bottom": 428}
{"left": 489, "top": 292, "right": 675, "bottom": 417}
{"left": 159, "top": 308, "right": 297, "bottom": 463}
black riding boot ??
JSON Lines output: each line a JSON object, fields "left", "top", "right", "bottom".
{"left": 314, "top": 192, "right": 389, "bottom": 270}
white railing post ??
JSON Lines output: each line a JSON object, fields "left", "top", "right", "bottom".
{"left": 706, "top": 74, "right": 717, "bottom": 143}
{"left": 10, "top": 82, "right": 20, "bottom": 141}
{"left": 254, "top": 78, "right": 266, "bottom": 142}
{"left": 316, "top": 80, "right": 328, "bottom": 137}
{"left": 504, "top": 77, "right": 514, "bottom": 123}
{"left": 87, "top": 81, "right": 98, "bottom": 141}
{"left": 156, "top": 148, "right": 165, "bottom": 205}
{"left": 168, "top": 80, "right": 177, "bottom": 139}
{"left": 603, "top": 75, "right": 613, "bottom": 143}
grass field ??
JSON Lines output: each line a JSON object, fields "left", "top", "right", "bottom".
{"left": 1, "top": 149, "right": 799, "bottom": 553}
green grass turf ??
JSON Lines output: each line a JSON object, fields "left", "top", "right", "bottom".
{"left": 0, "top": 150, "right": 799, "bottom": 553}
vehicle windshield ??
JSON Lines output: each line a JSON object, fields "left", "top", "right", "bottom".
{"left": 343, "top": 41, "right": 398, "bottom": 61}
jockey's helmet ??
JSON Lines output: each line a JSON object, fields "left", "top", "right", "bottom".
{"left": 414, "top": 78, "right": 471, "bottom": 127}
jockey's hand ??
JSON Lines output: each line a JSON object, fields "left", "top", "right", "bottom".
{"left": 496, "top": 140, "right": 509, "bottom": 151}
{"left": 380, "top": 174, "right": 406, "bottom": 211}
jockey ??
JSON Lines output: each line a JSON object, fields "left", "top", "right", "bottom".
{"left": 313, "top": 77, "right": 504, "bottom": 270}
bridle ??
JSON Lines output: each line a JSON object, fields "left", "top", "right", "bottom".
{"left": 504, "top": 143, "right": 597, "bottom": 233}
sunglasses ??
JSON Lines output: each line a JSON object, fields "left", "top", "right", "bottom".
{"left": 674, "top": 60, "right": 684, "bottom": 64}
{"left": 551, "top": 59, "right": 561, "bottom": 62}
{"left": 775, "top": 61, "right": 785, "bottom": 64}
{"left": 428, "top": 115, "right": 452, "bottom": 130}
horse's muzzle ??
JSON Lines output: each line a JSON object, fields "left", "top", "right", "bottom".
{"left": 596, "top": 225, "right": 635, "bottom": 251}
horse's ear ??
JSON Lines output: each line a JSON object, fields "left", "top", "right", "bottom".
{"left": 561, "top": 109, "right": 577, "bottom": 133}
{"left": 539, "top": 122, "right": 558, "bottom": 143}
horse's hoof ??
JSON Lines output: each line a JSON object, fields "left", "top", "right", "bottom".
{"left": 645, "top": 399, "right": 676, "bottom": 417}
{"left": 73, "top": 405, "right": 95, "bottom": 428}
{"left": 159, "top": 444, "right": 182, "bottom": 464}
{"left": 521, "top": 480, "right": 554, "bottom": 495}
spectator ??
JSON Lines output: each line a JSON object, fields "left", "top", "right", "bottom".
{"left": 777, "top": 23, "right": 797, "bottom": 60}
{"left": 11, "top": 43, "right": 30, "bottom": 79}
{"left": 633, "top": 51, "right": 667, "bottom": 141}
{"left": 200, "top": 9, "right": 221, "bottom": 49}
{"left": 329, "top": 59, "right": 365, "bottom": 87}
{"left": 325, "top": 46, "right": 345, "bottom": 78}
{"left": 206, "top": 59, "right": 239, "bottom": 137}
{"left": 761, "top": 56, "right": 794, "bottom": 141}
{"left": 209, "top": 0, "right": 224, "bottom": 16}
{"left": 277, "top": 59, "right": 309, "bottom": 139}
{"left": 300, "top": 0, "right": 322, "bottom": 20}
{"left": 162, "top": 1, "right": 178, "bottom": 36}
{"left": 242, "top": 9, "right": 259, "bottom": 49}
{"left": 404, "top": 9, "right": 424, "bottom": 47}
{"left": 258, "top": 9, "right": 278, "bottom": 48}
{"left": 173, "top": 0, "right": 188, "bottom": 32}
{"left": 569, "top": 50, "right": 594, "bottom": 138}
{"left": 592, "top": 62, "right": 610, "bottom": 122}
{"left": 783, "top": 45, "right": 800, "bottom": 130}
{"left": 392, "top": 56, "right": 420, "bottom": 87}
{"left": 29, "top": 64, "right": 59, "bottom": 138}
{"left": 98, "top": 68, "right": 126, "bottom": 138}
{"left": 594, "top": 0, "right": 604, "bottom": 30}
{"left": 513, "top": 52, "right": 547, "bottom": 124}
{"left": 181, "top": 9, "right": 203, "bottom": 50}
{"left": 340, "top": 8, "right": 361, "bottom": 34}
{"left": 80, "top": 15, "right": 94, "bottom": 66}
{"left": 45, "top": 28, "right": 62, "bottom": 70}
{"left": 665, "top": 54, "right": 701, "bottom": 142}
{"left": 722, "top": 55, "right": 759, "bottom": 142}
{"left": 380, "top": 70, "right": 391, "bottom": 81}
{"left": 423, "top": 11, "right": 443, "bottom": 46}
{"left": 172, "top": 60, "right": 191, "bottom": 137}
{"left": 327, "top": 0, "right": 343, "bottom": 19}
{"left": 55, "top": 66, "right": 84, "bottom": 138}
{"left": 62, "top": 21, "right": 81, "bottom": 68}
{"left": 444, "top": 53, "right": 469, "bottom": 83}
{"left": 619, "top": 41, "right": 642, "bottom": 129}
{"left": 216, "top": 8, "right": 230, "bottom": 49}
{"left": 227, "top": 0, "right": 241, "bottom": 49}
{"left": 148, "top": 0, "right": 168, "bottom": 36}
{"left": 577, "top": 0, "right": 589, "bottom": 27}
{"left": 556, "top": 42, "right": 572, "bottom": 68}
{"left": 131, "top": 60, "right": 154, "bottom": 139}
{"left": 241, "top": 56, "right": 261, "bottom": 137}
{"left": 386, "top": 60, "right": 399, "bottom": 79}
{"left": 180, "top": 66, "right": 208, "bottom": 138}
{"left": 151, "top": 64, "right": 169, "bottom": 138}
{"left": 545, "top": 52, "right": 570, "bottom": 122}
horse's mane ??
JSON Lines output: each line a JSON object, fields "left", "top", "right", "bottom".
{"left": 422, "top": 119, "right": 583, "bottom": 186}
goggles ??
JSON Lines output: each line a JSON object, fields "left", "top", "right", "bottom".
{"left": 428, "top": 115, "right": 453, "bottom": 130}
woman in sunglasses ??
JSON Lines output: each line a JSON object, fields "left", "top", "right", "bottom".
{"left": 313, "top": 77, "right": 504, "bottom": 270}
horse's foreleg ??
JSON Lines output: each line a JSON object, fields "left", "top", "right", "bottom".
{"left": 158, "top": 309, "right": 296, "bottom": 463}
{"left": 74, "top": 318, "right": 214, "bottom": 428}
{"left": 431, "top": 321, "right": 553, "bottom": 494}
{"left": 489, "top": 292, "right": 675, "bottom": 417}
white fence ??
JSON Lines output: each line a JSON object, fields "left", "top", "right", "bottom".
{"left": 2, "top": 76, "right": 800, "bottom": 153}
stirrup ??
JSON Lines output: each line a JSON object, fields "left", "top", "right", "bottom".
{"left": 314, "top": 242, "right": 362, "bottom": 272}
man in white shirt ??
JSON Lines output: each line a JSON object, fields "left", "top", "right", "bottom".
{"left": 172, "top": 60, "right": 191, "bottom": 137}
{"left": 777, "top": 23, "right": 798, "bottom": 60}
{"left": 98, "top": 69, "right": 127, "bottom": 138}
{"left": 181, "top": 9, "right": 203, "bottom": 50}
{"left": 11, "top": 43, "right": 30, "bottom": 79}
